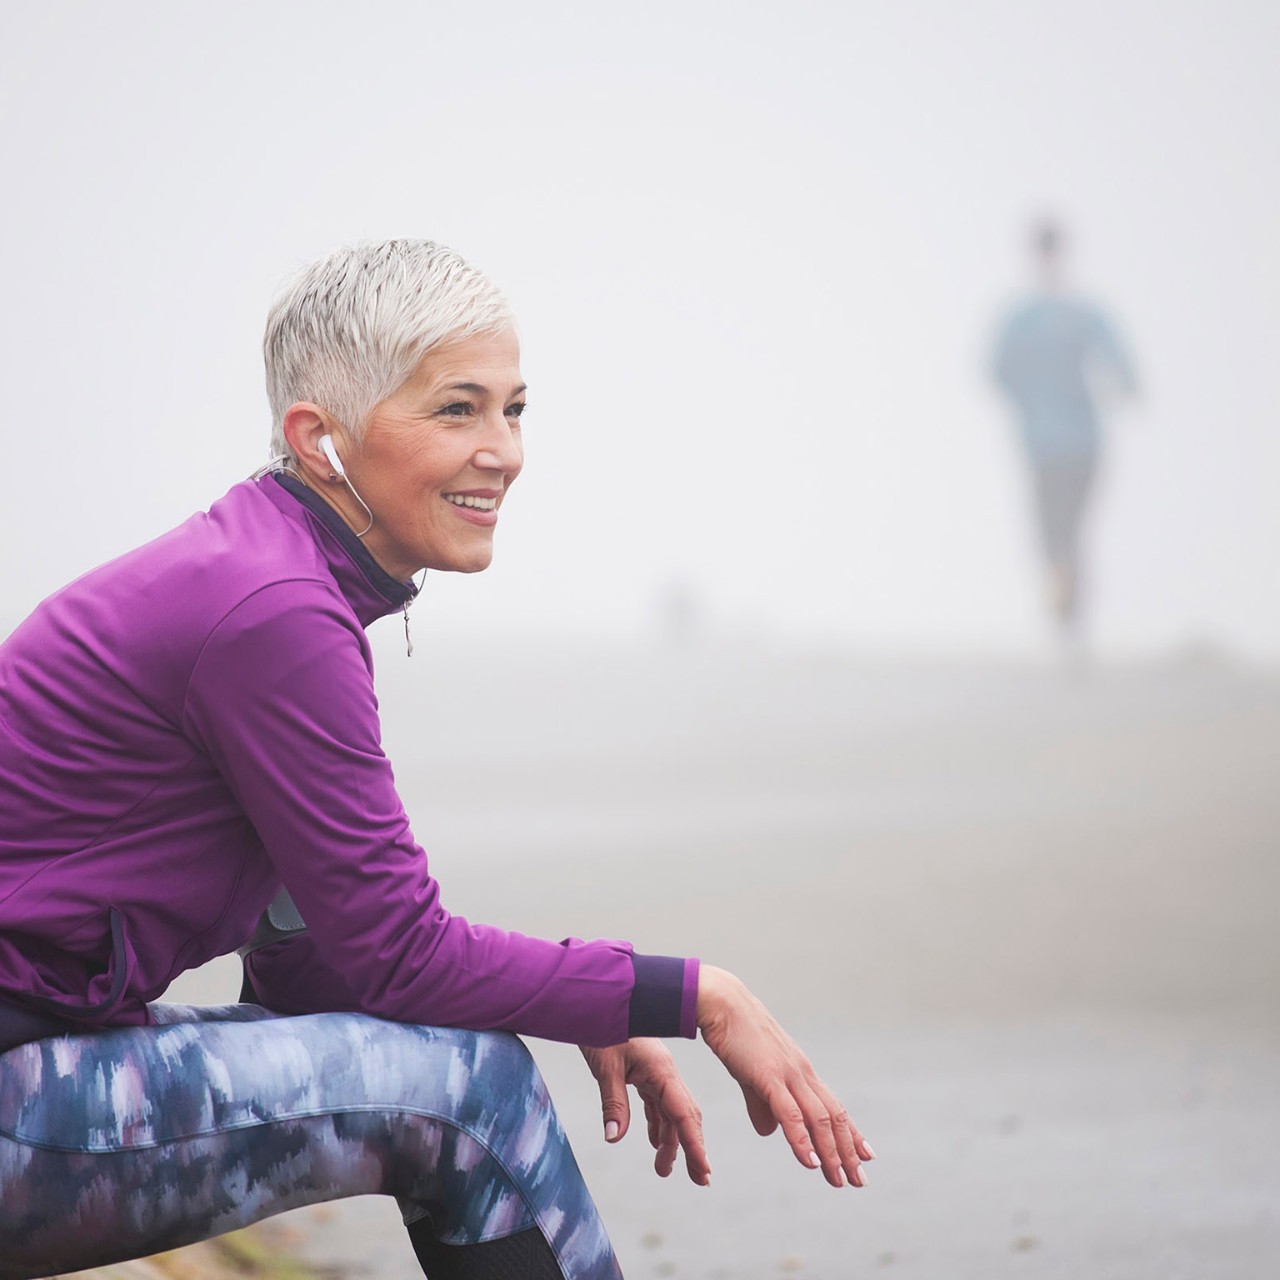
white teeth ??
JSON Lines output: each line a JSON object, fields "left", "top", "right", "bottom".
{"left": 444, "top": 494, "right": 497, "bottom": 510}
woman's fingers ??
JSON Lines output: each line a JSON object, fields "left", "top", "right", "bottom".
{"left": 811, "top": 1074, "right": 875, "bottom": 1179}
{"left": 592, "top": 1038, "right": 710, "bottom": 1186}
{"left": 743, "top": 1065, "right": 870, "bottom": 1187}
{"left": 673, "top": 1106, "right": 711, "bottom": 1185}
{"left": 580, "top": 1045, "right": 631, "bottom": 1143}
{"left": 766, "top": 1085, "right": 837, "bottom": 1181}
{"left": 642, "top": 1094, "right": 662, "bottom": 1152}
{"left": 766, "top": 1076, "right": 870, "bottom": 1188}
{"left": 640, "top": 1095, "right": 681, "bottom": 1179}
{"left": 741, "top": 1082, "right": 780, "bottom": 1137}
{"left": 799, "top": 1085, "right": 859, "bottom": 1188}
{"left": 653, "top": 1117, "right": 680, "bottom": 1178}
{"left": 639, "top": 1079, "right": 711, "bottom": 1185}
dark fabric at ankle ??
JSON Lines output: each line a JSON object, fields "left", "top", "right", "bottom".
{"left": 406, "top": 1222, "right": 564, "bottom": 1280}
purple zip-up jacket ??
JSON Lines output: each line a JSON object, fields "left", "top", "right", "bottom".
{"left": 0, "top": 474, "right": 698, "bottom": 1046}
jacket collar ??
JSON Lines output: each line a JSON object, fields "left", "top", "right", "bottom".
{"left": 263, "top": 471, "right": 418, "bottom": 628}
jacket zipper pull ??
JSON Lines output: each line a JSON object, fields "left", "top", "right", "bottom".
{"left": 402, "top": 570, "right": 425, "bottom": 658}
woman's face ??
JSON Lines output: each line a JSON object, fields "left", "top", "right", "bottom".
{"left": 347, "top": 328, "right": 526, "bottom": 580}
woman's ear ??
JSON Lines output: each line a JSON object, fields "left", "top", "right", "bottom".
{"left": 282, "top": 404, "right": 338, "bottom": 482}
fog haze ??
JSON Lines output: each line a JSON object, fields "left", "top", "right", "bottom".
{"left": 6, "top": 11, "right": 1278, "bottom": 1274}
{"left": 2, "top": 1, "right": 1277, "bottom": 657}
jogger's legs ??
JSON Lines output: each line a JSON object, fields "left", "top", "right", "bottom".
{"left": 1032, "top": 458, "right": 1097, "bottom": 634}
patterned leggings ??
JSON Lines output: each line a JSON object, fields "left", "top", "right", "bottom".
{"left": 0, "top": 1003, "right": 623, "bottom": 1279}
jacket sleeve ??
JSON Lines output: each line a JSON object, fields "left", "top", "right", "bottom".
{"left": 183, "top": 579, "right": 698, "bottom": 1046}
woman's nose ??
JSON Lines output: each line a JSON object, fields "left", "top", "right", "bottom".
{"left": 473, "top": 414, "right": 523, "bottom": 474}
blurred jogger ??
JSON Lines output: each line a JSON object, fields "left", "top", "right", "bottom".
{"left": 992, "top": 219, "right": 1137, "bottom": 647}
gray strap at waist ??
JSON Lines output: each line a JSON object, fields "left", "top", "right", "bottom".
{"left": 237, "top": 886, "right": 309, "bottom": 958}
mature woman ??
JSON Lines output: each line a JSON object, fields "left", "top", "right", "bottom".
{"left": 0, "top": 240, "right": 872, "bottom": 1279}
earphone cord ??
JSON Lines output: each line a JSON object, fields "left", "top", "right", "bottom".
{"left": 250, "top": 456, "right": 373, "bottom": 538}
{"left": 249, "top": 456, "right": 293, "bottom": 481}
{"left": 340, "top": 474, "right": 375, "bottom": 539}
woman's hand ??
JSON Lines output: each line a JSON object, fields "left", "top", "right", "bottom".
{"left": 580, "top": 1038, "right": 711, "bottom": 1186}
{"left": 696, "top": 964, "right": 875, "bottom": 1188}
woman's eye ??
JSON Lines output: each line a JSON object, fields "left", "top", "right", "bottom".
{"left": 506, "top": 402, "right": 527, "bottom": 420}
{"left": 439, "top": 402, "right": 474, "bottom": 418}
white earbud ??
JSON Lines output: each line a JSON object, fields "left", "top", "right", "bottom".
{"left": 318, "top": 433, "right": 345, "bottom": 478}
{"left": 315, "top": 430, "right": 374, "bottom": 539}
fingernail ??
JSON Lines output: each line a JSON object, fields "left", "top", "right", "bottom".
{"left": 702, "top": 1174, "right": 712, "bottom": 1187}
{"left": 807, "top": 1151, "right": 821, "bottom": 1169}
{"left": 605, "top": 1121, "right": 619, "bottom": 1142}
{"left": 854, "top": 1166, "right": 867, "bottom": 1187}
{"left": 864, "top": 1142, "right": 877, "bottom": 1160}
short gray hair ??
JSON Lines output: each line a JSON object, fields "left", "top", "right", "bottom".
{"left": 263, "top": 239, "right": 515, "bottom": 460}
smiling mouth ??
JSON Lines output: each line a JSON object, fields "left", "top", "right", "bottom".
{"left": 443, "top": 494, "right": 497, "bottom": 511}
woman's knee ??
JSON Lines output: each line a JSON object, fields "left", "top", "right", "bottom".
{"left": 388, "top": 1024, "right": 551, "bottom": 1121}
{"left": 460, "top": 1028, "right": 543, "bottom": 1094}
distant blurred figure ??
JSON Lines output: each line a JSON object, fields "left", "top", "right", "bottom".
{"left": 992, "top": 219, "right": 1137, "bottom": 645}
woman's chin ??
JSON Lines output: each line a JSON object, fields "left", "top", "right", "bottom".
{"left": 430, "top": 545, "right": 496, "bottom": 575}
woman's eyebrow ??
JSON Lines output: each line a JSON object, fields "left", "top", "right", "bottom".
{"left": 441, "top": 381, "right": 528, "bottom": 396}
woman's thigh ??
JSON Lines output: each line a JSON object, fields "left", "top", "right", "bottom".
{"left": 0, "top": 1007, "right": 617, "bottom": 1280}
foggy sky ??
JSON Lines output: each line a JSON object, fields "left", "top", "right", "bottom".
{"left": 2, "top": 0, "right": 1276, "bottom": 658}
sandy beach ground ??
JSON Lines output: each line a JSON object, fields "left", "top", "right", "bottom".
{"left": 159, "top": 637, "right": 1280, "bottom": 1279}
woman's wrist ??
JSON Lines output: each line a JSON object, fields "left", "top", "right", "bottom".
{"left": 695, "top": 964, "right": 742, "bottom": 1037}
